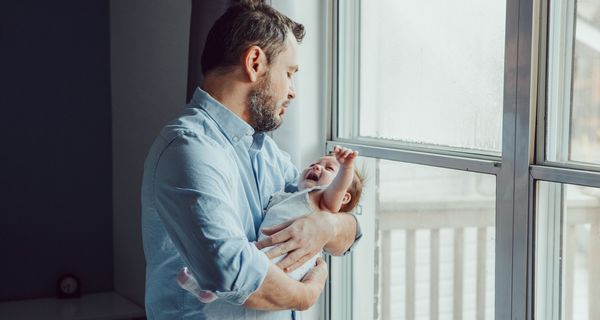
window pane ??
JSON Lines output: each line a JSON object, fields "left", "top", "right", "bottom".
{"left": 535, "top": 182, "right": 600, "bottom": 320}
{"left": 338, "top": 0, "right": 506, "bottom": 154}
{"left": 546, "top": 0, "right": 600, "bottom": 166}
{"left": 353, "top": 159, "right": 496, "bottom": 319}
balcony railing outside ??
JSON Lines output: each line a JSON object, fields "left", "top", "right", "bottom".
{"left": 377, "top": 195, "right": 600, "bottom": 320}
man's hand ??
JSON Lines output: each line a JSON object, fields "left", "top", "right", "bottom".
{"left": 243, "top": 257, "right": 328, "bottom": 311}
{"left": 255, "top": 211, "right": 336, "bottom": 272}
{"left": 298, "top": 257, "right": 328, "bottom": 306}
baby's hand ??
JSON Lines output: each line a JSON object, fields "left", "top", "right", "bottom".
{"left": 333, "top": 146, "right": 358, "bottom": 168}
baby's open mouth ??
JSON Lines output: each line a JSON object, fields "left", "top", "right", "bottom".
{"left": 306, "top": 172, "right": 319, "bottom": 182}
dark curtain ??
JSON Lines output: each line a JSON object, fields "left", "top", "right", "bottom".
{"left": 186, "top": 0, "right": 235, "bottom": 101}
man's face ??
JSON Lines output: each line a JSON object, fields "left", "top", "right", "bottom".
{"left": 298, "top": 156, "right": 340, "bottom": 190}
{"left": 248, "top": 32, "right": 299, "bottom": 133}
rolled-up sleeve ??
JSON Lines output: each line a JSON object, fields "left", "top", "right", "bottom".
{"left": 153, "top": 131, "right": 270, "bottom": 305}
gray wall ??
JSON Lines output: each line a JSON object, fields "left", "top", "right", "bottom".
{"left": 110, "top": 0, "right": 191, "bottom": 305}
{"left": 0, "top": 1, "right": 113, "bottom": 301}
{"left": 0, "top": 0, "right": 192, "bottom": 304}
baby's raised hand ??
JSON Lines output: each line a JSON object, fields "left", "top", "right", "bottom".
{"left": 333, "top": 146, "right": 358, "bottom": 168}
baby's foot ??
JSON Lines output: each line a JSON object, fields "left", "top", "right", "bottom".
{"left": 177, "top": 267, "right": 218, "bottom": 303}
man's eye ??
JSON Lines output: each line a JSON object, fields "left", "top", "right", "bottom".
{"left": 287, "top": 72, "right": 292, "bottom": 78}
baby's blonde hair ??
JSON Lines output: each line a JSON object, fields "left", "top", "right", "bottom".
{"left": 340, "top": 168, "right": 365, "bottom": 213}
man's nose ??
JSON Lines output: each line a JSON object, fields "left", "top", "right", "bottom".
{"left": 288, "top": 80, "right": 296, "bottom": 100}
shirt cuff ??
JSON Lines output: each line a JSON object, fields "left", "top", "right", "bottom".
{"left": 214, "top": 243, "right": 271, "bottom": 305}
{"left": 342, "top": 212, "right": 363, "bottom": 256}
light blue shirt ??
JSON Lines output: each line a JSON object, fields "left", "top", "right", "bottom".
{"left": 141, "top": 88, "right": 300, "bottom": 319}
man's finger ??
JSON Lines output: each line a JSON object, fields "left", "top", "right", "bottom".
{"left": 280, "top": 252, "right": 314, "bottom": 273}
{"left": 315, "top": 256, "right": 325, "bottom": 266}
{"left": 255, "top": 229, "right": 292, "bottom": 250}
{"left": 265, "top": 240, "right": 299, "bottom": 260}
{"left": 301, "top": 257, "right": 328, "bottom": 284}
{"left": 260, "top": 219, "right": 293, "bottom": 236}
{"left": 276, "top": 248, "right": 308, "bottom": 270}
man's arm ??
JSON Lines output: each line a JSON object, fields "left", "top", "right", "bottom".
{"left": 244, "top": 258, "right": 328, "bottom": 310}
{"left": 323, "top": 212, "right": 358, "bottom": 255}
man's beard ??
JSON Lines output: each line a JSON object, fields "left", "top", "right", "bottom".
{"left": 248, "top": 74, "right": 284, "bottom": 133}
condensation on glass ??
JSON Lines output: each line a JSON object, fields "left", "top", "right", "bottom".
{"left": 535, "top": 182, "right": 600, "bottom": 320}
{"left": 373, "top": 159, "right": 496, "bottom": 320}
{"left": 546, "top": 0, "right": 600, "bottom": 166}
{"left": 338, "top": 0, "right": 506, "bottom": 154}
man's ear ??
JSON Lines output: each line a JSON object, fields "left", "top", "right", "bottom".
{"left": 342, "top": 192, "right": 351, "bottom": 205}
{"left": 243, "top": 45, "right": 268, "bottom": 82}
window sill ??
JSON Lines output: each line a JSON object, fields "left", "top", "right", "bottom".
{"left": 0, "top": 291, "right": 145, "bottom": 320}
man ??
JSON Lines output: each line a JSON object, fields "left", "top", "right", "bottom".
{"left": 141, "top": 2, "right": 361, "bottom": 319}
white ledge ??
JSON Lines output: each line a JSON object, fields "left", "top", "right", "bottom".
{"left": 0, "top": 291, "right": 145, "bottom": 320}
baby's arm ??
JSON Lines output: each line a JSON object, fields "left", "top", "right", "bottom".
{"left": 320, "top": 146, "right": 358, "bottom": 212}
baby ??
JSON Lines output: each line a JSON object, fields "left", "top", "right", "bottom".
{"left": 178, "top": 146, "right": 364, "bottom": 303}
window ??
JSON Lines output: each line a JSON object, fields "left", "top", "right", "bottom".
{"left": 535, "top": 182, "right": 600, "bottom": 319}
{"left": 327, "top": 0, "right": 600, "bottom": 319}
{"left": 375, "top": 160, "right": 495, "bottom": 319}
{"left": 337, "top": 0, "right": 506, "bottom": 154}
{"left": 545, "top": 0, "right": 600, "bottom": 167}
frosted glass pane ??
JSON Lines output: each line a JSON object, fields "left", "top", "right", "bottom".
{"left": 350, "top": 0, "right": 506, "bottom": 153}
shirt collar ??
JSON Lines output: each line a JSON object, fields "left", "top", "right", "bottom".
{"left": 191, "top": 87, "right": 255, "bottom": 145}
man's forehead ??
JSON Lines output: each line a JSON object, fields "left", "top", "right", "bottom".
{"left": 285, "top": 30, "right": 300, "bottom": 49}
{"left": 273, "top": 31, "right": 298, "bottom": 66}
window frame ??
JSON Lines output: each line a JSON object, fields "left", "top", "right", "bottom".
{"left": 326, "top": 0, "right": 600, "bottom": 319}
{"left": 536, "top": 0, "right": 600, "bottom": 173}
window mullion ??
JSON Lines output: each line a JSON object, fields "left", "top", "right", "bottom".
{"left": 498, "top": 0, "right": 537, "bottom": 319}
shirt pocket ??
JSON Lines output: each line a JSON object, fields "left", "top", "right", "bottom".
{"left": 256, "top": 159, "right": 286, "bottom": 210}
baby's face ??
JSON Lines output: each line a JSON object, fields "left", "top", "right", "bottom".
{"left": 298, "top": 156, "right": 340, "bottom": 190}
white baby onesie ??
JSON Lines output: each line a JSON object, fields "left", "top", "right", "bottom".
{"left": 259, "top": 185, "right": 324, "bottom": 281}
